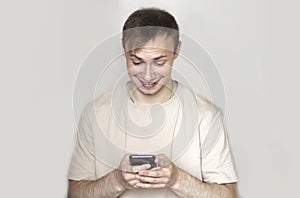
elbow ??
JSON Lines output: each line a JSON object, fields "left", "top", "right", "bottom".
{"left": 68, "top": 180, "right": 77, "bottom": 198}
{"left": 224, "top": 183, "right": 238, "bottom": 198}
{"left": 68, "top": 180, "right": 89, "bottom": 198}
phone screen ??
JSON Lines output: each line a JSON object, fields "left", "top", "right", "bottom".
{"left": 129, "top": 154, "right": 156, "bottom": 169}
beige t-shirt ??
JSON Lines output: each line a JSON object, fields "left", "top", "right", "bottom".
{"left": 68, "top": 83, "right": 238, "bottom": 197}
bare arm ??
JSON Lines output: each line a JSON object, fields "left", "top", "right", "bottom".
{"left": 68, "top": 169, "right": 126, "bottom": 198}
{"left": 135, "top": 155, "right": 237, "bottom": 198}
{"left": 170, "top": 168, "right": 237, "bottom": 198}
{"left": 68, "top": 156, "right": 150, "bottom": 198}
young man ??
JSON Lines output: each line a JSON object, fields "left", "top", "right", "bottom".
{"left": 68, "top": 8, "right": 238, "bottom": 197}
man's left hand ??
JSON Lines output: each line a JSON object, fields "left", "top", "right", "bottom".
{"left": 134, "top": 154, "right": 179, "bottom": 188}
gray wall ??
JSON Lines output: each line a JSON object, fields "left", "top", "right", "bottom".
{"left": 1, "top": 0, "right": 299, "bottom": 197}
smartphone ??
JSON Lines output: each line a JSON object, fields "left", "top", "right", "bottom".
{"left": 129, "top": 154, "right": 156, "bottom": 169}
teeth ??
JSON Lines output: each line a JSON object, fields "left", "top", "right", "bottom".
{"left": 139, "top": 80, "right": 159, "bottom": 86}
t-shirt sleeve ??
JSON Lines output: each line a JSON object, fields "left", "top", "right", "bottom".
{"left": 200, "top": 110, "right": 238, "bottom": 184}
{"left": 68, "top": 109, "right": 96, "bottom": 181}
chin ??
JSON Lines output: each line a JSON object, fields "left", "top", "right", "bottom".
{"left": 139, "top": 85, "right": 162, "bottom": 95}
{"left": 139, "top": 88, "right": 159, "bottom": 95}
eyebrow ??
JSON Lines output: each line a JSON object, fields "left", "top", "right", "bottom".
{"left": 129, "top": 54, "right": 168, "bottom": 60}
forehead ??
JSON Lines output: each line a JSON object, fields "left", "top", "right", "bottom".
{"left": 130, "top": 35, "right": 175, "bottom": 55}
{"left": 144, "top": 35, "right": 175, "bottom": 50}
{"left": 125, "top": 34, "right": 175, "bottom": 52}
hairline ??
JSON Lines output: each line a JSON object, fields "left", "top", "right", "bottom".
{"left": 123, "top": 31, "right": 179, "bottom": 54}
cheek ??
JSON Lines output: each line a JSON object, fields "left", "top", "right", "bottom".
{"left": 156, "top": 66, "right": 172, "bottom": 76}
{"left": 127, "top": 66, "right": 142, "bottom": 76}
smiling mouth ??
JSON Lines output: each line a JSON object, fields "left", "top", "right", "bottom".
{"left": 139, "top": 79, "right": 160, "bottom": 89}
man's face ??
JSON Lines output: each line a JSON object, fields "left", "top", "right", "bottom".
{"left": 124, "top": 35, "right": 180, "bottom": 96}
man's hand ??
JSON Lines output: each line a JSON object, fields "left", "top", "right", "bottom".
{"left": 117, "top": 154, "right": 152, "bottom": 189}
{"left": 134, "top": 154, "right": 179, "bottom": 188}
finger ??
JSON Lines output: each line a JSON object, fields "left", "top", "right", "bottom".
{"left": 119, "top": 155, "right": 131, "bottom": 172}
{"left": 136, "top": 175, "right": 169, "bottom": 184}
{"left": 138, "top": 169, "right": 169, "bottom": 178}
{"left": 157, "top": 160, "right": 168, "bottom": 168}
{"left": 130, "top": 164, "right": 151, "bottom": 173}
{"left": 150, "top": 166, "right": 162, "bottom": 171}
{"left": 136, "top": 182, "right": 166, "bottom": 189}
{"left": 127, "top": 179, "right": 140, "bottom": 186}
{"left": 155, "top": 154, "right": 171, "bottom": 167}
{"left": 122, "top": 172, "right": 137, "bottom": 182}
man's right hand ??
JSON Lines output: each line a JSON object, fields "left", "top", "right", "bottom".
{"left": 117, "top": 154, "right": 152, "bottom": 189}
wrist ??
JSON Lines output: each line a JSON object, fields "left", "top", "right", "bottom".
{"left": 114, "top": 169, "right": 132, "bottom": 191}
{"left": 112, "top": 169, "right": 128, "bottom": 192}
{"left": 169, "top": 167, "right": 182, "bottom": 190}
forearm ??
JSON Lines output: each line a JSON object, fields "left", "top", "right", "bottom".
{"left": 68, "top": 169, "right": 126, "bottom": 198}
{"left": 170, "top": 168, "right": 237, "bottom": 198}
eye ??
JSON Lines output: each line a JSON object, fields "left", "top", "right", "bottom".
{"left": 154, "top": 61, "right": 167, "bottom": 66}
{"left": 132, "top": 61, "right": 141, "bottom": 65}
{"left": 131, "top": 59, "right": 143, "bottom": 65}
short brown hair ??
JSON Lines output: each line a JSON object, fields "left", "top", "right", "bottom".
{"left": 122, "top": 8, "right": 179, "bottom": 52}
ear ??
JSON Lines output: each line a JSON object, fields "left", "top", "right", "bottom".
{"left": 122, "top": 48, "right": 126, "bottom": 57}
{"left": 174, "top": 41, "right": 182, "bottom": 58}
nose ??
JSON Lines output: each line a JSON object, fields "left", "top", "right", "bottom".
{"left": 143, "top": 63, "right": 154, "bottom": 81}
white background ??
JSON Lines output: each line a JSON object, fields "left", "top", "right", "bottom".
{"left": 1, "top": 0, "right": 299, "bottom": 197}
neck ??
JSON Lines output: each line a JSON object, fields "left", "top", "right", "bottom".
{"left": 128, "top": 80, "right": 175, "bottom": 105}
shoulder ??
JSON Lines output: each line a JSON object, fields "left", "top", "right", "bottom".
{"left": 82, "top": 83, "right": 127, "bottom": 117}
{"left": 94, "top": 89, "right": 114, "bottom": 109}
{"left": 178, "top": 83, "right": 221, "bottom": 122}
{"left": 81, "top": 88, "right": 115, "bottom": 117}
{"left": 178, "top": 83, "right": 220, "bottom": 113}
